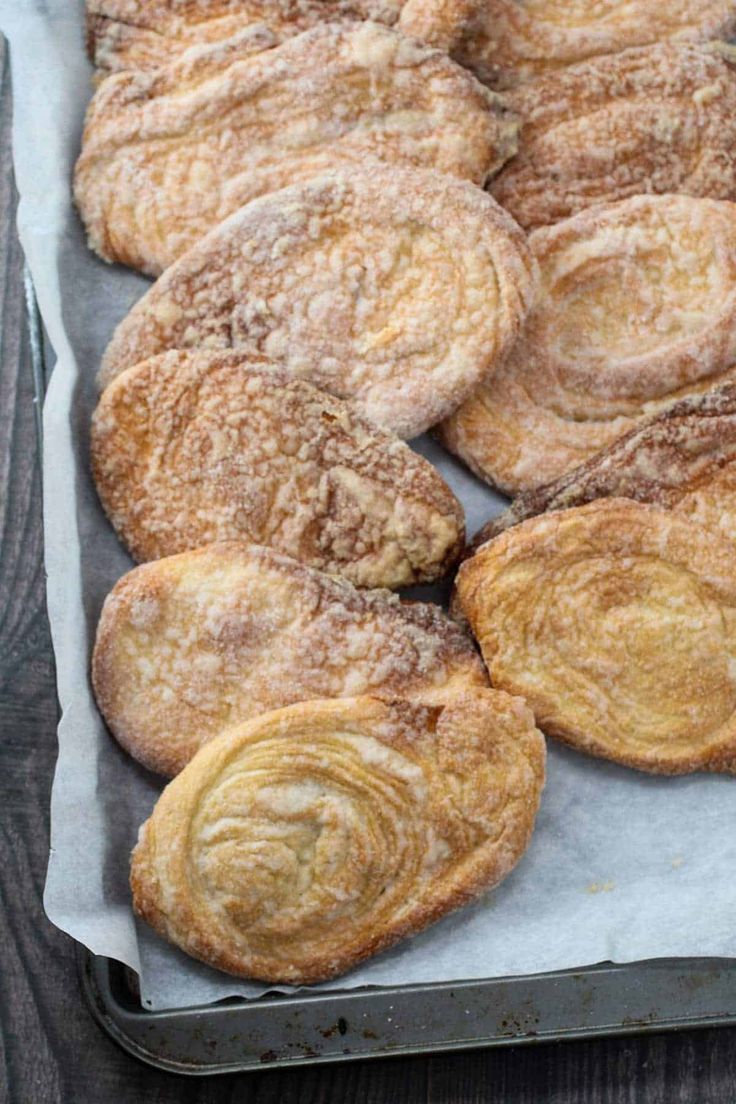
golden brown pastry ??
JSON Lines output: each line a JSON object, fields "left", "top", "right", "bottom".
{"left": 438, "top": 194, "right": 736, "bottom": 494}
{"left": 99, "top": 165, "right": 536, "bottom": 439}
{"left": 399, "top": 0, "right": 736, "bottom": 89}
{"left": 75, "top": 22, "right": 519, "bottom": 275}
{"left": 93, "top": 542, "right": 489, "bottom": 776}
{"left": 490, "top": 42, "right": 736, "bottom": 232}
{"left": 87, "top": 0, "right": 406, "bottom": 73}
{"left": 91, "top": 350, "right": 464, "bottom": 587}
{"left": 456, "top": 498, "right": 736, "bottom": 775}
{"left": 470, "top": 383, "right": 736, "bottom": 552}
{"left": 131, "top": 691, "right": 545, "bottom": 984}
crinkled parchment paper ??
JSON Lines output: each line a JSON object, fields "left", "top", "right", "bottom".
{"left": 2, "top": 0, "right": 736, "bottom": 1012}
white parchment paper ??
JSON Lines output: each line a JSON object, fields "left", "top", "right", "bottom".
{"left": 3, "top": 0, "right": 736, "bottom": 1013}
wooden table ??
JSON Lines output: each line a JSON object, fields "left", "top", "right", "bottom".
{"left": 2, "top": 40, "right": 736, "bottom": 1104}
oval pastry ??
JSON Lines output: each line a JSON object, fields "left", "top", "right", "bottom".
{"left": 131, "top": 692, "right": 545, "bottom": 984}
{"left": 99, "top": 166, "right": 535, "bottom": 439}
{"left": 470, "top": 383, "right": 736, "bottom": 552}
{"left": 490, "top": 42, "right": 736, "bottom": 231}
{"left": 91, "top": 350, "right": 464, "bottom": 587}
{"left": 93, "top": 542, "right": 488, "bottom": 776}
{"left": 75, "top": 21, "right": 518, "bottom": 275}
{"left": 456, "top": 498, "right": 736, "bottom": 775}
{"left": 438, "top": 194, "right": 736, "bottom": 493}
{"left": 399, "top": 0, "right": 736, "bottom": 88}
{"left": 87, "top": 0, "right": 407, "bottom": 73}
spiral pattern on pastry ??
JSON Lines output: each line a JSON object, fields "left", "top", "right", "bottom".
{"left": 399, "top": 0, "right": 736, "bottom": 88}
{"left": 456, "top": 498, "right": 736, "bottom": 774}
{"left": 75, "top": 21, "right": 519, "bottom": 276}
{"left": 438, "top": 194, "right": 736, "bottom": 493}
{"left": 99, "top": 165, "right": 535, "bottom": 439}
{"left": 131, "top": 692, "right": 545, "bottom": 983}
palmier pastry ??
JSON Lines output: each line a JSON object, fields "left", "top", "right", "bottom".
{"left": 93, "top": 542, "right": 488, "bottom": 776}
{"left": 471, "top": 383, "right": 736, "bottom": 552}
{"left": 87, "top": 0, "right": 406, "bottom": 74}
{"left": 91, "top": 350, "right": 464, "bottom": 587}
{"left": 399, "top": 0, "right": 736, "bottom": 89}
{"left": 99, "top": 166, "right": 535, "bottom": 439}
{"left": 75, "top": 22, "right": 519, "bottom": 275}
{"left": 456, "top": 498, "right": 736, "bottom": 775}
{"left": 131, "top": 692, "right": 545, "bottom": 984}
{"left": 490, "top": 42, "right": 736, "bottom": 231}
{"left": 438, "top": 195, "right": 736, "bottom": 493}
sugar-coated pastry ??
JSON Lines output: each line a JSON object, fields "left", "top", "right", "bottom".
{"left": 87, "top": 0, "right": 407, "bottom": 73}
{"left": 399, "top": 0, "right": 736, "bottom": 88}
{"left": 438, "top": 195, "right": 736, "bottom": 493}
{"left": 99, "top": 165, "right": 536, "bottom": 439}
{"left": 491, "top": 42, "right": 736, "bottom": 231}
{"left": 456, "top": 498, "right": 736, "bottom": 775}
{"left": 131, "top": 691, "right": 545, "bottom": 983}
{"left": 93, "top": 542, "right": 489, "bottom": 775}
{"left": 470, "top": 383, "right": 736, "bottom": 552}
{"left": 91, "top": 350, "right": 464, "bottom": 587}
{"left": 75, "top": 22, "right": 518, "bottom": 275}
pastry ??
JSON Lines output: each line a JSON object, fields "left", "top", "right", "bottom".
{"left": 471, "top": 383, "right": 736, "bottom": 552}
{"left": 99, "top": 165, "right": 536, "bottom": 439}
{"left": 87, "top": 0, "right": 406, "bottom": 73}
{"left": 93, "top": 541, "right": 489, "bottom": 775}
{"left": 75, "top": 22, "right": 519, "bottom": 275}
{"left": 456, "top": 498, "right": 736, "bottom": 775}
{"left": 399, "top": 0, "right": 736, "bottom": 89}
{"left": 490, "top": 42, "right": 736, "bottom": 231}
{"left": 130, "top": 691, "right": 545, "bottom": 984}
{"left": 438, "top": 195, "right": 736, "bottom": 494}
{"left": 91, "top": 349, "right": 464, "bottom": 587}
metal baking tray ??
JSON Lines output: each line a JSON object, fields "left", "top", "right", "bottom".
{"left": 26, "top": 273, "right": 736, "bottom": 1073}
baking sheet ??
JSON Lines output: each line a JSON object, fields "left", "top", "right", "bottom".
{"left": 4, "top": 0, "right": 736, "bottom": 1013}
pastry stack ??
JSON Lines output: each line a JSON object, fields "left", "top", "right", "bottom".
{"left": 76, "top": 0, "right": 736, "bottom": 985}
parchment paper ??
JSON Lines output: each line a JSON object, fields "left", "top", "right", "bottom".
{"left": 3, "top": 0, "right": 736, "bottom": 1013}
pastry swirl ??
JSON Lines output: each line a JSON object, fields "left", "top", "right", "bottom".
{"left": 99, "top": 165, "right": 536, "bottom": 439}
{"left": 93, "top": 541, "right": 488, "bottom": 776}
{"left": 399, "top": 0, "right": 736, "bottom": 89}
{"left": 456, "top": 498, "right": 736, "bottom": 775}
{"left": 438, "top": 194, "right": 736, "bottom": 493}
{"left": 91, "top": 349, "right": 464, "bottom": 587}
{"left": 87, "top": 0, "right": 407, "bottom": 73}
{"left": 470, "top": 383, "right": 736, "bottom": 552}
{"left": 75, "top": 21, "right": 518, "bottom": 276}
{"left": 131, "top": 692, "right": 545, "bottom": 984}
{"left": 490, "top": 42, "right": 736, "bottom": 232}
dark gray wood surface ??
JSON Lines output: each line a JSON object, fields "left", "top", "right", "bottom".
{"left": 2, "top": 36, "right": 736, "bottom": 1104}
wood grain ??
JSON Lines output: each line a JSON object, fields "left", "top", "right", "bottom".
{"left": 2, "top": 31, "right": 736, "bottom": 1104}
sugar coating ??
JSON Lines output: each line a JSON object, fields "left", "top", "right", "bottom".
{"left": 99, "top": 164, "right": 536, "bottom": 439}
{"left": 91, "top": 349, "right": 464, "bottom": 587}
{"left": 491, "top": 42, "right": 736, "bottom": 230}
{"left": 92, "top": 541, "right": 489, "bottom": 775}
{"left": 399, "top": 0, "right": 736, "bottom": 88}
{"left": 76, "top": 21, "right": 519, "bottom": 274}
{"left": 439, "top": 193, "right": 736, "bottom": 494}
{"left": 129, "top": 691, "right": 545, "bottom": 983}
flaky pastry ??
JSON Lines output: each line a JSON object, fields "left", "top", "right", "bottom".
{"left": 398, "top": 0, "right": 736, "bottom": 89}
{"left": 75, "top": 22, "right": 519, "bottom": 275}
{"left": 456, "top": 498, "right": 736, "bottom": 775}
{"left": 87, "top": 0, "right": 406, "bottom": 73}
{"left": 471, "top": 383, "right": 736, "bottom": 552}
{"left": 131, "top": 692, "right": 545, "bottom": 984}
{"left": 99, "top": 166, "right": 536, "bottom": 439}
{"left": 438, "top": 194, "right": 736, "bottom": 494}
{"left": 91, "top": 350, "right": 464, "bottom": 587}
{"left": 93, "top": 542, "right": 488, "bottom": 776}
{"left": 490, "top": 42, "right": 736, "bottom": 231}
